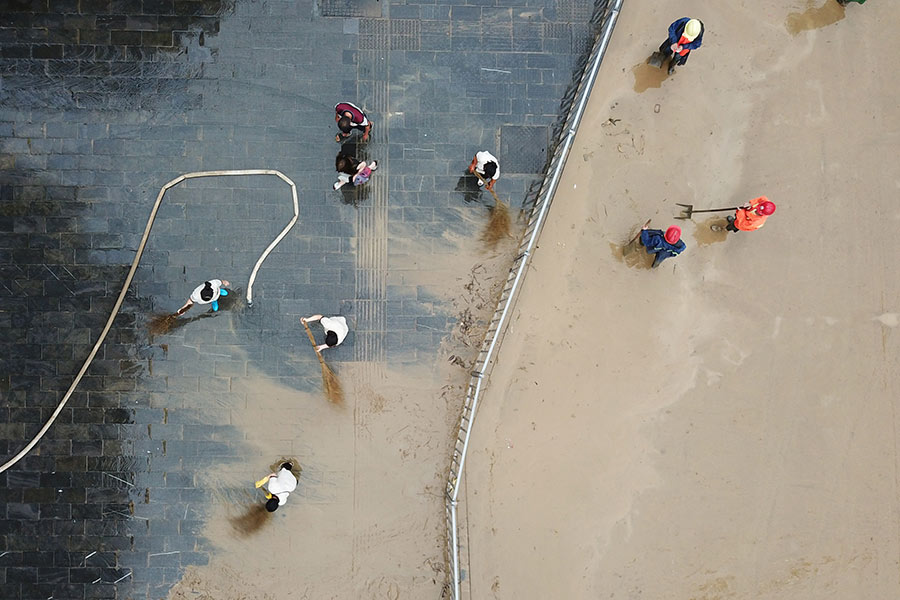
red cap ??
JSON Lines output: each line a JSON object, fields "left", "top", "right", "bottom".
{"left": 758, "top": 200, "right": 776, "bottom": 215}
{"left": 664, "top": 226, "right": 682, "bottom": 244}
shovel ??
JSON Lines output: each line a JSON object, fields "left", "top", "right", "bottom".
{"left": 648, "top": 50, "right": 669, "bottom": 68}
{"left": 675, "top": 203, "right": 739, "bottom": 220}
{"left": 623, "top": 219, "right": 651, "bottom": 255}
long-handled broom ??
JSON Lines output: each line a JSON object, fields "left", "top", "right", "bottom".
{"left": 147, "top": 304, "right": 193, "bottom": 336}
{"left": 472, "top": 171, "right": 511, "bottom": 246}
{"left": 300, "top": 318, "right": 344, "bottom": 405}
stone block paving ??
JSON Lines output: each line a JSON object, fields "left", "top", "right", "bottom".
{"left": 0, "top": 0, "right": 607, "bottom": 597}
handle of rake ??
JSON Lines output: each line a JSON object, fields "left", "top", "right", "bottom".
{"left": 691, "top": 207, "right": 740, "bottom": 214}
{"left": 300, "top": 319, "right": 327, "bottom": 367}
{"left": 628, "top": 219, "right": 652, "bottom": 245}
{"left": 472, "top": 171, "right": 507, "bottom": 208}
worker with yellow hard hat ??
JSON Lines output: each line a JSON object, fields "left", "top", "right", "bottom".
{"left": 658, "top": 17, "right": 704, "bottom": 75}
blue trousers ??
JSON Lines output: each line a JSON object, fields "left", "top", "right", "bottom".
{"left": 652, "top": 252, "right": 672, "bottom": 268}
{"left": 211, "top": 288, "right": 228, "bottom": 311}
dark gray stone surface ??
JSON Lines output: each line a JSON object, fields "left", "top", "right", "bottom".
{"left": 0, "top": 0, "right": 609, "bottom": 597}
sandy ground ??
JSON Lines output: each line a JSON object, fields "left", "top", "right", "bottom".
{"left": 166, "top": 220, "right": 517, "bottom": 599}
{"left": 466, "top": 1, "right": 900, "bottom": 599}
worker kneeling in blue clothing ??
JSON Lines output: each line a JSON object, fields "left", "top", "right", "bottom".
{"left": 640, "top": 225, "right": 686, "bottom": 268}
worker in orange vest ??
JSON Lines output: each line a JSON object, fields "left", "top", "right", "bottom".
{"left": 725, "top": 197, "right": 776, "bottom": 233}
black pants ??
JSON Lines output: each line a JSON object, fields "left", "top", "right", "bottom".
{"left": 658, "top": 40, "right": 689, "bottom": 66}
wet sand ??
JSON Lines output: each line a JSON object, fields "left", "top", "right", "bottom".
{"left": 167, "top": 224, "right": 518, "bottom": 599}
{"left": 466, "top": 1, "right": 900, "bottom": 598}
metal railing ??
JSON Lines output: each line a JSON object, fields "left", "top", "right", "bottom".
{"left": 443, "top": 1, "right": 625, "bottom": 597}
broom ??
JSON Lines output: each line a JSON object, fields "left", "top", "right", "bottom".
{"left": 472, "top": 171, "right": 511, "bottom": 246}
{"left": 147, "top": 304, "right": 192, "bottom": 336}
{"left": 300, "top": 318, "right": 344, "bottom": 405}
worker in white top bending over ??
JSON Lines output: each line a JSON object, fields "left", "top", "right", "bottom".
{"left": 255, "top": 462, "right": 298, "bottom": 512}
{"left": 301, "top": 314, "right": 349, "bottom": 352}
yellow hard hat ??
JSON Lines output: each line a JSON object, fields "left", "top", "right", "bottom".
{"left": 684, "top": 19, "right": 702, "bottom": 40}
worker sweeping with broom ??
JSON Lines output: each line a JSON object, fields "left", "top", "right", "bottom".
{"left": 300, "top": 314, "right": 347, "bottom": 404}
{"left": 467, "top": 150, "right": 510, "bottom": 245}
{"left": 178, "top": 278, "right": 231, "bottom": 314}
{"left": 468, "top": 150, "right": 500, "bottom": 191}
{"left": 148, "top": 278, "right": 232, "bottom": 336}
{"left": 255, "top": 462, "right": 298, "bottom": 513}
{"left": 302, "top": 314, "right": 348, "bottom": 351}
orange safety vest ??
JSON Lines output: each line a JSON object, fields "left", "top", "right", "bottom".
{"left": 734, "top": 198, "right": 769, "bottom": 231}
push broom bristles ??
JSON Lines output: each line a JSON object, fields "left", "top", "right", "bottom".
{"left": 301, "top": 319, "right": 344, "bottom": 405}
{"left": 473, "top": 172, "right": 511, "bottom": 246}
{"left": 147, "top": 313, "right": 177, "bottom": 336}
{"left": 320, "top": 362, "right": 344, "bottom": 405}
{"left": 482, "top": 198, "right": 511, "bottom": 247}
{"left": 147, "top": 305, "right": 192, "bottom": 336}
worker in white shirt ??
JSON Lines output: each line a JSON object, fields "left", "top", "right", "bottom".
{"left": 301, "top": 314, "right": 349, "bottom": 352}
{"left": 177, "top": 279, "right": 230, "bottom": 314}
{"left": 255, "top": 462, "right": 298, "bottom": 512}
{"left": 468, "top": 150, "right": 500, "bottom": 191}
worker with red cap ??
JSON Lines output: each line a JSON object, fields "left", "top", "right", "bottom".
{"left": 725, "top": 197, "right": 776, "bottom": 233}
{"left": 659, "top": 17, "right": 704, "bottom": 75}
{"left": 640, "top": 225, "right": 686, "bottom": 268}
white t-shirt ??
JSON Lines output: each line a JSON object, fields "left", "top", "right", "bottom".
{"left": 189, "top": 279, "right": 223, "bottom": 304}
{"left": 320, "top": 316, "right": 349, "bottom": 346}
{"left": 266, "top": 467, "right": 298, "bottom": 505}
{"left": 474, "top": 151, "right": 500, "bottom": 181}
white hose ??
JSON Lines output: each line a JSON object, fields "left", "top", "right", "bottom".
{"left": 0, "top": 169, "right": 300, "bottom": 473}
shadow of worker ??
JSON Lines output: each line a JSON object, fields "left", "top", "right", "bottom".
{"left": 454, "top": 170, "right": 484, "bottom": 204}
